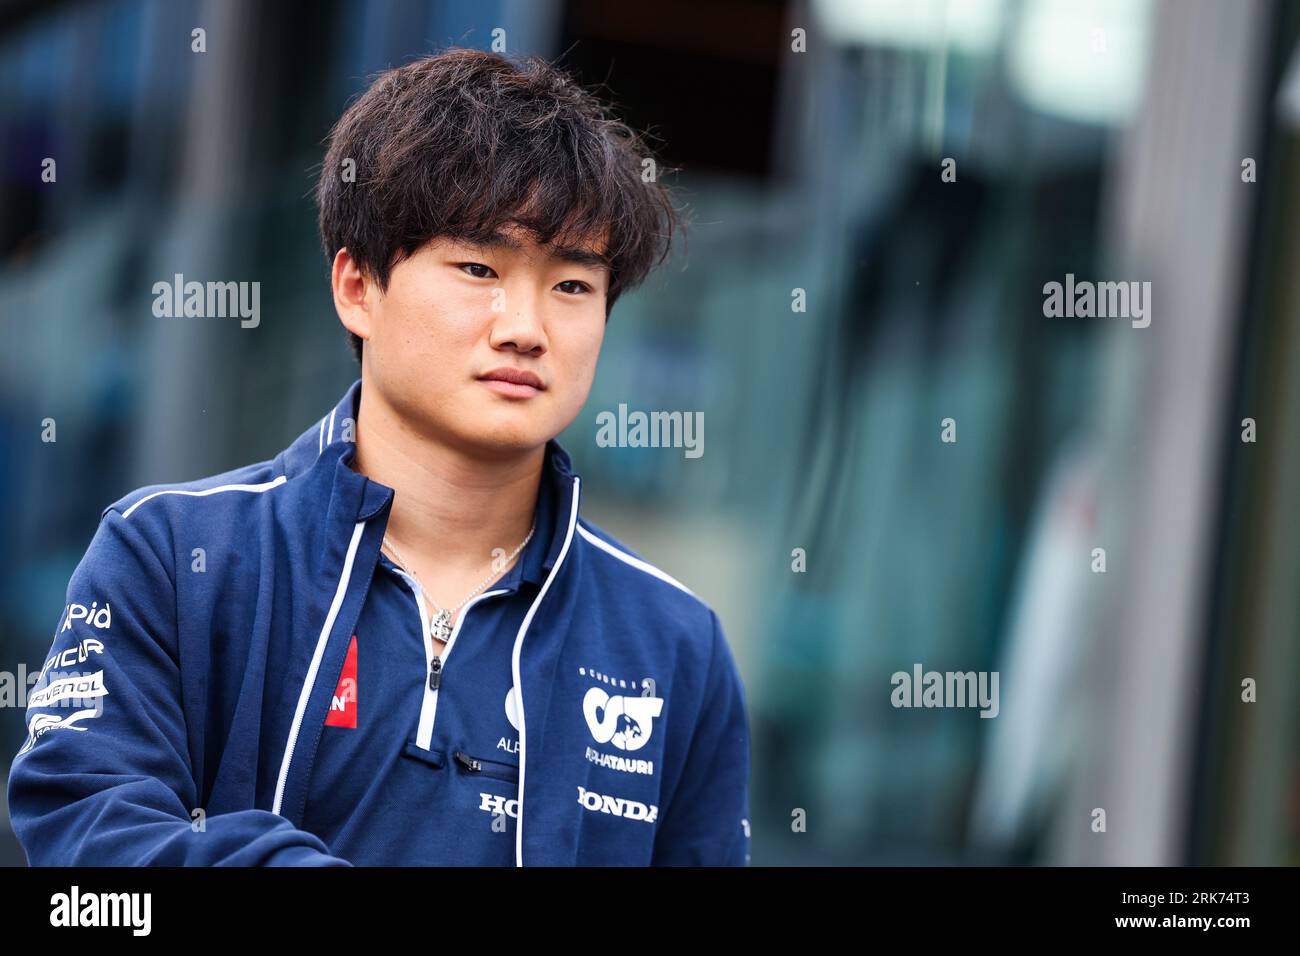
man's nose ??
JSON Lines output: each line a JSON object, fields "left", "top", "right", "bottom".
{"left": 488, "top": 288, "right": 547, "bottom": 354}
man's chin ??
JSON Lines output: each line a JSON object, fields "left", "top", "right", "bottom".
{"left": 450, "top": 415, "right": 555, "bottom": 461}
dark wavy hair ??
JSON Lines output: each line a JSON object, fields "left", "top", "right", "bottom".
{"left": 316, "top": 48, "right": 684, "bottom": 363}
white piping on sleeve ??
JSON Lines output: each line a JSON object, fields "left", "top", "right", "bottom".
{"left": 512, "top": 475, "right": 581, "bottom": 868}
{"left": 575, "top": 524, "right": 695, "bottom": 596}
{"left": 273, "top": 519, "right": 368, "bottom": 817}
{"left": 120, "top": 476, "right": 288, "bottom": 519}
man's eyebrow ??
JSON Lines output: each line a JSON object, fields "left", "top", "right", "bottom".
{"left": 550, "top": 245, "right": 609, "bottom": 270}
{"left": 474, "top": 230, "right": 609, "bottom": 271}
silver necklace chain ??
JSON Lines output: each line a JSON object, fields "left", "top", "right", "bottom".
{"left": 382, "top": 520, "right": 536, "bottom": 642}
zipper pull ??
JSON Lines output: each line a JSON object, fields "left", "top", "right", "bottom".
{"left": 428, "top": 655, "right": 443, "bottom": 691}
{"left": 454, "top": 751, "right": 481, "bottom": 772}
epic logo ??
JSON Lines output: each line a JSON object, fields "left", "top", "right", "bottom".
{"left": 61, "top": 602, "right": 112, "bottom": 632}
{"left": 582, "top": 687, "right": 663, "bottom": 752}
{"left": 39, "top": 639, "right": 105, "bottom": 684}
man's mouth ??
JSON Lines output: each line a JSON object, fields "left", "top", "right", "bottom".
{"left": 477, "top": 367, "right": 546, "bottom": 399}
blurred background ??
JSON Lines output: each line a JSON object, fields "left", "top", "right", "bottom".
{"left": 2, "top": 0, "right": 1298, "bottom": 866}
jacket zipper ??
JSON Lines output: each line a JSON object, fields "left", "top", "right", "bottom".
{"left": 390, "top": 569, "right": 508, "bottom": 752}
{"left": 453, "top": 750, "right": 519, "bottom": 783}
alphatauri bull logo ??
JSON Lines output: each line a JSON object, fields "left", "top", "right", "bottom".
{"left": 583, "top": 687, "right": 663, "bottom": 752}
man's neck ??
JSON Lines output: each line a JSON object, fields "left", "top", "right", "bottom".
{"left": 349, "top": 381, "right": 544, "bottom": 589}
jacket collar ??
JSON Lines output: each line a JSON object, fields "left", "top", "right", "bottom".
{"left": 276, "top": 377, "right": 365, "bottom": 483}
{"left": 274, "top": 377, "right": 579, "bottom": 588}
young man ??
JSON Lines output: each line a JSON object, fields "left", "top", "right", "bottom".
{"left": 7, "top": 49, "right": 751, "bottom": 866}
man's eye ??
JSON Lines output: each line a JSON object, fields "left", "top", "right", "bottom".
{"left": 458, "top": 263, "right": 497, "bottom": 279}
{"left": 555, "top": 280, "right": 591, "bottom": 295}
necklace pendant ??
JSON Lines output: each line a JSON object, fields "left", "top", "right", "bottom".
{"left": 431, "top": 609, "right": 453, "bottom": 643}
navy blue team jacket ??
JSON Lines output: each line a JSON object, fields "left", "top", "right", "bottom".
{"left": 7, "top": 378, "right": 752, "bottom": 866}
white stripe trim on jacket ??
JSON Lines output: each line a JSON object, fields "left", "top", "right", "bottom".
{"left": 121, "top": 477, "right": 288, "bottom": 519}
{"left": 576, "top": 524, "right": 695, "bottom": 596}
{"left": 273, "top": 519, "right": 367, "bottom": 816}
{"left": 511, "top": 476, "right": 581, "bottom": 867}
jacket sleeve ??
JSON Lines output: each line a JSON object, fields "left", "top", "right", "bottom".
{"left": 652, "top": 610, "right": 752, "bottom": 866}
{"left": 7, "top": 507, "right": 350, "bottom": 866}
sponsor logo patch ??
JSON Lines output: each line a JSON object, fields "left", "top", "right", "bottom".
{"left": 18, "top": 709, "right": 100, "bottom": 756}
{"left": 60, "top": 602, "right": 112, "bottom": 632}
{"left": 584, "top": 746, "right": 654, "bottom": 776}
{"left": 583, "top": 686, "right": 663, "bottom": 752}
{"left": 28, "top": 671, "right": 108, "bottom": 709}
{"left": 326, "top": 635, "right": 358, "bottom": 728}
{"left": 478, "top": 793, "right": 519, "bottom": 819}
{"left": 576, "top": 785, "right": 658, "bottom": 824}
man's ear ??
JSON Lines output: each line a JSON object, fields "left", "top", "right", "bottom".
{"left": 332, "top": 248, "right": 377, "bottom": 344}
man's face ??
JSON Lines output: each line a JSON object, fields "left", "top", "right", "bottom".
{"left": 340, "top": 223, "right": 609, "bottom": 458}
